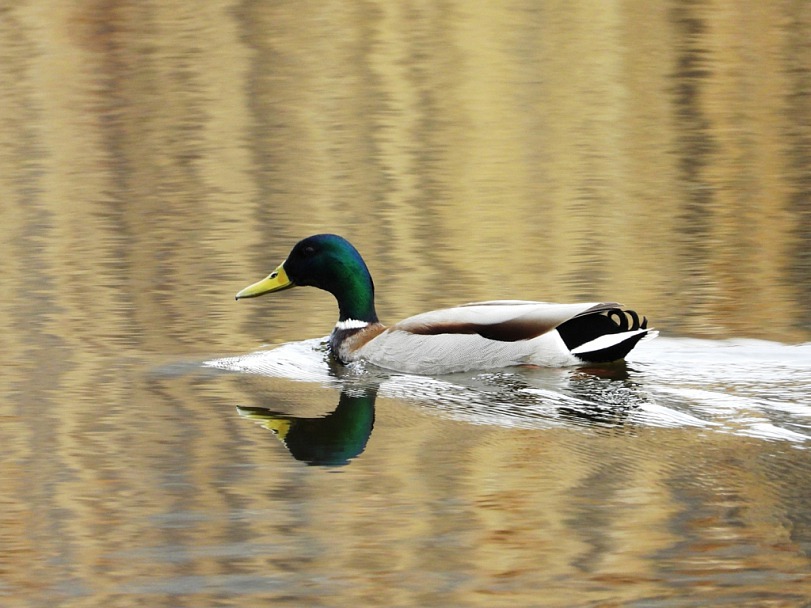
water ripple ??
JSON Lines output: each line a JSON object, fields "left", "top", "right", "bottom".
{"left": 206, "top": 336, "right": 811, "bottom": 445}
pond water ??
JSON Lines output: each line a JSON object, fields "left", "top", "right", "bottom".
{"left": 2, "top": 2, "right": 811, "bottom": 607}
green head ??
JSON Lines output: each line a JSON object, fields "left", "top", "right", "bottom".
{"left": 236, "top": 234, "right": 379, "bottom": 323}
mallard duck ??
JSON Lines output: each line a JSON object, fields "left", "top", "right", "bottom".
{"left": 236, "top": 234, "right": 656, "bottom": 375}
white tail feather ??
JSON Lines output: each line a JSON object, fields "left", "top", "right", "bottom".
{"left": 570, "top": 328, "right": 652, "bottom": 355}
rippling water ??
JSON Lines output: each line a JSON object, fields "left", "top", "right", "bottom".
{"left": 2, "top": 1, "right": 811, "bottom": 606}
{"left": 210, "top": 335, "right": 811, "bottom": 444}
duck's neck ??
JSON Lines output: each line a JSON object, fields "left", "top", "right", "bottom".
{"left": 333, "top": 270, "right": 379, "bottom": 324}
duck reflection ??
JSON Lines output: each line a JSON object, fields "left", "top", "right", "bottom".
{"left": 454, "top": 362, "right": 645, "bottom": 429}
{"left": 233, "top": 361, "right": 651, "bottom": 466}
{"left": 237, "top": 388, "right": 376, "bottom": 466}
{"left": 556, "top": 362, "right": 643, "bottom": 426}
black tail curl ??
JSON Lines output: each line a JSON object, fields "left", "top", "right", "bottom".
{"left": 556, "top": 308, "right": 650, "bottom": 363}
{"left": 605, "top": 309, "right": 648, "bottom": 332}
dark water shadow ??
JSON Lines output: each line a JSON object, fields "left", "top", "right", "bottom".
{"left": 420, "top": 361, "right": 649, "bottom": 430}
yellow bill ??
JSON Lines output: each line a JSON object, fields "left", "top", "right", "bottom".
{"left": 236, "top": 407, "right": 292, "bottom": 440}
{"left": 235, "top": 263, "right": 294, "bottom": 299}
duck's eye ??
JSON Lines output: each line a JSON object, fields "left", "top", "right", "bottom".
{"left": 302, "top": 246, "right": 316, "bottom": 257}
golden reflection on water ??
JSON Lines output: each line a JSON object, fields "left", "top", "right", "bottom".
{"left": 1, "top": 1, "right": 811, "bottom": 606}
{"left": 2, "top": 1, "right": 809, "bottom": 345}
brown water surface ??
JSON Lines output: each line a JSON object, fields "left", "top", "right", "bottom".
{"left": 1, "top": 2, "right": 810, "bottom": 606}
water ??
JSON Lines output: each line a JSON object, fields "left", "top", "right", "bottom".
{"left": 2, "top": 1, "right": 811, "bottom": 606}
{"left": 137, "top": 338, "right": 811, "bottom": 606}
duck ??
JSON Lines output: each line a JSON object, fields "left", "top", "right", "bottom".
{"left": 235, "top": 234, "right": 656, "bottom": 375}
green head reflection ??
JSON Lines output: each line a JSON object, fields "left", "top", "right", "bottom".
{"left": 238, "top": 388, "right": 376, "bottom": 466}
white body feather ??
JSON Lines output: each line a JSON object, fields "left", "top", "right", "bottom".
{"left": 355, "top": 328, "right": 580, "bottom": 374}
